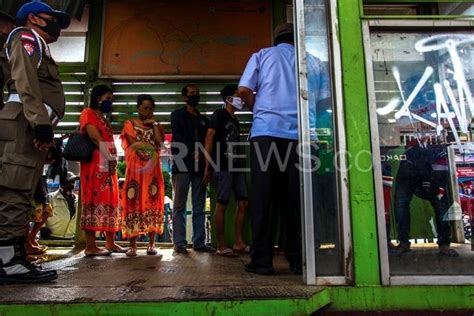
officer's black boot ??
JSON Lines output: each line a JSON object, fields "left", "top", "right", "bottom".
{"left": 0, "top": 237, "right": 58, "bottom": 284}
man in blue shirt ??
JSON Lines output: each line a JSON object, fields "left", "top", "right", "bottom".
{"left": 239, "top": 23, "right": 303, "bottom": 275}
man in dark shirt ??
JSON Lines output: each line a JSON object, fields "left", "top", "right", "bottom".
{"left": 170, "top": 84, "right": 213, "bottom": 253}
{"left": 204, "top": 84, "right": 249, "bottom": 257}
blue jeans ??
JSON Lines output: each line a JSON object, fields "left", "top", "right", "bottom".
{"left": 172, "top": 173, "right": 207, "bottom": 248}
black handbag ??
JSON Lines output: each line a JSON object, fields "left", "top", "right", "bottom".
{"left": 62, "top": 132, "right": 96, "bottom": 162}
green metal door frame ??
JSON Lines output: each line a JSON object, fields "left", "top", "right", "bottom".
{"left": 338, "top": 0, "right": 381, "bottom": 286}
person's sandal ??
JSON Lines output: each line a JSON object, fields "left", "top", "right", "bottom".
{"left": 106, "top": 246, "right": 128, "bottom": 254}
{"left": 126, "top": 248, "right": 138, "bottom": 257}
{"left": 233, "top": 245, "right": 250, "bottom": 254}
{"left": 146, "top": 245, "right": 158, "bottom": 256}
{"left": 216, "top": 248, "right": 238, "bottom": 257}
{"left": 27, "top": 245, "right": 48, "bottom": 255}
{"left": 84, "top": 249, "right": 112, "bottom": 257}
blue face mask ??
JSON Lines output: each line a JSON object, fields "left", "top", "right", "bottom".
{"left": 99, "top": 100, "right": 113, "bottom": 113}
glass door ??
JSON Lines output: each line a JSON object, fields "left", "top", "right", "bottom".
{"left": 294, "top": 0, "right": 351, "bottom": 284}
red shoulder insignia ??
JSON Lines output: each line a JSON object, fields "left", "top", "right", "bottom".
{"left": 23, "top": 42, "right": 36, "bottom": 56}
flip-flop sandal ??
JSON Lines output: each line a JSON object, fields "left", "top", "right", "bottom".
{"left": 26, "top": 245, "right": 48, "bottom": 255}
{"left": 84, "top": 249, "right": 112, "bottom": 257}
{"left": 38, "top": 245, "right": 48, "bottom": 252}
{"left": 126, "top": 248, "right": 138, "bottom": 257}
{"left": 147, "top": 245, "right": 158, "bottom": 256}
{"left": 217, "top": 248, "right": 239, "bottom": 257}
{"left": 233, "top": 245, "right": 250, "bottom": 254}
{"left": 106, "top": 247, "right": 128, "bottom": 254}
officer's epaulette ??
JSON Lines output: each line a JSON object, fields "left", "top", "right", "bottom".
{"left": 4, "top": 27, "right": 43, "bottom": 69}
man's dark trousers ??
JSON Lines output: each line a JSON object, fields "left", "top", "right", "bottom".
{"left": 249, "top": 136, "right": 302, "bottom": 270}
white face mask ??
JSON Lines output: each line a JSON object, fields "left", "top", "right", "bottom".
{"left": 227, "top": 96, "right": 244, "bottom": 110}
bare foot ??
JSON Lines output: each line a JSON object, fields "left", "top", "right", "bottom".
{"left": 26, "top": 243, "right": 47, "bottom": 255}
{"left": 105, "top": 243, "right": 127, "bottom": 253}
{"left": 126, "top": 247, "right": 138, "bottom": 257}
{"left": 146, "top": 244, "right": 158, "bottom": 256}
{"left": 84, "top": 248, "right": 111, "bottom": 257}
{"left": 30, "top": 238, "right": 41, "bottom": 248}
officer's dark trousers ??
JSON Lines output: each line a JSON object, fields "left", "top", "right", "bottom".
{"left": 249, "top": 136, "right": 302, "bottom": 269}
{"left": 0, "top": 102, "right": 46, "bottom": 242}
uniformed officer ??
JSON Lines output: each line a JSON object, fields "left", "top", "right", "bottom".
{"left": 0, "top": 1, "right": 70, "bottom": 284}
{"left": 0, "top": 11, "right": 15, "bottom": 109}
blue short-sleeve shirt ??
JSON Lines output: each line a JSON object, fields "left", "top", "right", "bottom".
{"left": 239, "top": 43, "right": 298, "bottom": 140}
{"left": 239, "top": 43, "right": 330, "bottom": 141}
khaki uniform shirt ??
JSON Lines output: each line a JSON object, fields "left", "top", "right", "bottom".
{"left": 5, "top": 27, "right": 65, "bottom": 127}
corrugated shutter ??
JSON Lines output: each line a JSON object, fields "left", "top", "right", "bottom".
{"left": 56, "top": 80, "right": 253, "bottom": 135}
{"left": 55, "top": 72, "right": 87, "bottom": 134}
{"left": 110, "top": 81, "right": 253, "bottom": 135}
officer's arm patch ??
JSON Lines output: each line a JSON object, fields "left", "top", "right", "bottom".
{"left": 20, "top": 32, "right": 37, "bottom": 57}
{"left": 23, "top": 42, "right": 36, "bottom": 56}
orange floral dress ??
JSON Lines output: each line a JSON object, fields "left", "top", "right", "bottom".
{"left": 120, "top": 120, "right": 165, "bottom": 238}
{"left": 79, "top": 108, "right": 121, "bottom": 232}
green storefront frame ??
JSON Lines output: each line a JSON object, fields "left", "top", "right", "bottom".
{"left": 1, "top": 0, "right": 473, "bottom": 314}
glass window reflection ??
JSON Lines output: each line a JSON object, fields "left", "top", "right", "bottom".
{"left": 370, "top": 30, "right": 474, "bottom": 275}
{"left": 303, "top": 0, "right": 342, "bottom": 276}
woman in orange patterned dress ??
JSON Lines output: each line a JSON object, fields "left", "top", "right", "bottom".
{"left": 79, "top": 85, "right": 125, "bottom": 257}
{"left": 121, "top": 94, "right": 165, "bottom": 257}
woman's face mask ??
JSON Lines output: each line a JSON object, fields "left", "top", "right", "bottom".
{"left": 227, "top": 96, "right": 244, "bottom": 110}
{"left": 99, "top": 100, "right": 113, "bottom": 114}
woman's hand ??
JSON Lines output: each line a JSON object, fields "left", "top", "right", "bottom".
{"left": 142, "top": 118, "right": 156, "bottom": 126}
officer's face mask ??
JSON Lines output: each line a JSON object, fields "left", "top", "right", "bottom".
{"left": 227, "top": 96, "right": 244, "bottom": 110}
{"left": 186, "top": 95, "right": 200, "bottom": 107}
{"left": 99, "top": 100, "right": 113, "bottom": 114}
{"left": 36, "top": 16, "right": 61, "bottom": 42}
